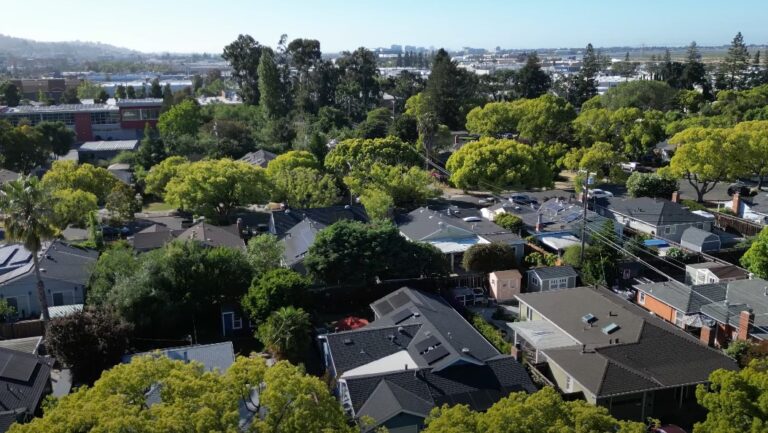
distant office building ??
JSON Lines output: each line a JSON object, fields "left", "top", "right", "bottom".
{"left": 0, "top": 98, "right": 162, "bottom": 142}
{"left": 9, "top": 78, "right": 81, "bottom": 102}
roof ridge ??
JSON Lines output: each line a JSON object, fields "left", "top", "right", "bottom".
{"left": 383, "top": 378, "right": 435, "bottom": 406}
{"left": 327, "top": 323, "right": 421, "bottom": 337}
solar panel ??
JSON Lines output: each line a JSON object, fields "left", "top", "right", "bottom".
{"left": 0, "top": 354, "right": 36, "bottom": 382}
{"left": 391, "top": 308, "right": 414, "bottom": 324}
{"left": 373, "top": 300, "right": 394, "bottom": 316}
{"left": 415, "top": 335, "right": 440, "bottom": 353}
{"left": 389, "top": 291, "right": 411, "bottom": 309}
{"left": 422, "top": 345, "right": 449, "bottom": 364}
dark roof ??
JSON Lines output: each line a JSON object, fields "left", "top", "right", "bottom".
{"left": 699, "top": 278, "right": 768, "bottom": 338}
{"left": 271, "top": 205, "right": 369, "bottom": 236}
{"left": 595, "top": 197, "right": 709, "bottom": 226}
{"left": 175, "top": 222, "right": 244, "bottom": 249}
{"left": 0, "top": 348, "right": 53, "bottom": 432}
{"left": 518, "top": 287, "right": 736, "bottom": 398}
{"left": 131, "top": 224, "right": 181, "bottom": 251}
{"left": 347, "top": 357, "right": 535, "bottom": 425}
{"left": 239, "top": 149, "right": 277, "bottom": 168}
{"left": 528, "top": 266, "right": 578, "bottom": 281}
{"left": 123, "top": 342, "right": 235, "bottom": 372}
{"left": 325, "top": 324, "right": 422, "bottom": 374}
{"left": 281, "top": 219, "right": 325, "bottom": 267}
{"left": 397, "top": 207, "right": 522, "bottom": 243}
{"left": 681, "top": 227, "right": 719, "bottom": 246}
{"left": 634, "top": 281, "right": 727, "bottom": 314}
{"left": 709, "top": 265, "right": 750, "bottom": 280}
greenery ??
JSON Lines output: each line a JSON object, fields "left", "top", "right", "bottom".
{"left": 242, "top": 269, "right": 311, "bottom": 323}
{"left": 304, "top": 220, "right": 448, "bottom": 286}
{"left": 45, "top": 307, "right": 133, "bottom": 384}
{"left": 422, "top": 386, "right": 645, "bottom": 433}
{"left": 245, "top": 234, "right": 284, "bottom": 277}
{"left": 741, "top": 226, "right": 768, "bottom": 279}
{"left": 257, "top": 306, "right": 312, "bottom": 363}
{"left": 87, "top": 242, "right": 139, "bottom": 305}
{"left": 344, "top": 163, "right": 439, "bottom": 211}
{"left": 0, "top": 176, "right": 56, "bottom": 321}
{"left": 626, "top": 172, "right": 679, "bottom": 199}
{"left": 462, "top": 243, "right": 517, "bottom": 274}
{"left": 493, "top": 213, "right": 523, "bottom": 233}
{"left": 42, "top": 160, "right": 119, "bottom": 204}
{"left": 524, "top": 252, "right": 558, "bottom": 267}
{"left": 9, "top": 355, "right": 353, "bottom": 433}
{"left": 471, "top": 314, "right": 511, "bottom": 353}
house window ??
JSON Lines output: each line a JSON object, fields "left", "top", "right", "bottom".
{"left": 664, "top": 225, "right": 674, "bottom": 235}
{"left": 233, "top": 315, "right": 243, "bottom": 330}
{"left": 531, "top": 277, "right": 540, "bottom": 287}
{"left": 525, "top": 307, "right": 533, "bottom": 321}
{"left": 638, "top": 292, "right": 646, "bottom": 305}
{"left": 673, "top": 310, "right": 684, "bottom": 328}
{"left": 565, "top": 374, "right": 573, "bottom": 392}
{"left": 550, "top": 277, "right": 569, "bottom": 290}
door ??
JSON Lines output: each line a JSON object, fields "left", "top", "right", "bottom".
{"left": 221, "top": 312, "right": 235, "bottom": 337}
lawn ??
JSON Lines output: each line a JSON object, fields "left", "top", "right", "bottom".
{"left": 142, "top": 201, "right": 177, "bottom": 212}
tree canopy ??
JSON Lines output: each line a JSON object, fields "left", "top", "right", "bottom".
{"left": 242, "top": 268, "right": 311, "bottom": 323}
{"left": 741, "top": 226, "right": 768, "bottom": 279}
{"left": 462, "top": 243, "right": 517, "bottom": 274}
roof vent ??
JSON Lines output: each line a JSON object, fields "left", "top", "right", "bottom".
{"left": 343, "top": 338, "right": 353, "bottom": 345}
{"left": 461, "top": 347, "right": 470, "bottom": 354}
{"left": 581, "top": 313, "right": 597, "bottom": 325}
{"left": 397, "top": 326, "right": 405, "bottom": 334}
{"left": 602, "top": 323, "right": 620, "bottom": 335}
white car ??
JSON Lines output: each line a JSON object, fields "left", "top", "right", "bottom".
{"left": 588, "top": 189, "right": 614, "bottom": 199}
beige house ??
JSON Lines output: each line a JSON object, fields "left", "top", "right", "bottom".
{"left": 489, "top": 269, "right": 522, "bottom": 302}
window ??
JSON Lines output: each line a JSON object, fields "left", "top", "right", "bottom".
{"left": 673, "top": 310, "right": 684, "bottom": 328}
{"left": 565, "top": 375, "right": 573, "bottom": 392}
{"left": 531, "top": 276, "right": 539, "bottom": 287}
{"left": 638, "top": 292, "right": 646, "bottom": 305}
{"left": 233, "top": 315, "right": 243, "bottom": 330}
{"left": 525, "top": 307, "right": 533, "bottom": 321}
{"left": 664, "top": 225, "right": 674, "bottom": 235}
{"left": 550, "top": 277, "right": 569, "bottom": 290}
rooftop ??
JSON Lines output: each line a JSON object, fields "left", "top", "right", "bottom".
{"left": 271, "top": 205, "right": 369, "bottom": 236}
{"left": 176, "top": 222, "right": 244, "bottom": 250}
{"left": 595, "top": 197, "right": 709, "bottom": 227}
{"left": 123, "top": 342, "right": 235, "bottom": 373}
{"left": 634, "top": 281, "right": 726, "bottom": 314}
{"left": 239, "top": 149, "right": 277, "bottom": 168}
{"left": 0, "top": 347, "right": 54, "bottom": 432}
{"left": 79, "top": 140, "right": 139, "bottom": 152}
{"left": 0, "top": 103, "right": 117, "bottom": 114}
{"left": 528, "top": 266, "right": 578, "bottom": 281}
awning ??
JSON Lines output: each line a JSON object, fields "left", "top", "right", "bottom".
{"left": 539, "top": 233, "right": 581, "bottom": 251}
{"left": 508, "top": 320, "right": 578, "bottom": 350}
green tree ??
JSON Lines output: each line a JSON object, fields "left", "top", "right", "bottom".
{"left": 245, "top": 233, "right": 284, "bottom": 276}
{"left": 223, "top": 34, "right": 264, "bottom": 105}
{"left": 741, "top": 226, "right": 768, "bottom": 278}
{"left": 149, "top": 78, "right": 163, "bottom": 98}
{"left": 465, "top": 95, "right": 575, "bottom": 144}
{"left": 164, "top": 159, "right": 270, "bottom": 222}
{"left": 51, "top": 188, "right": 98, "bottom": 228}
{"left": 732, "top": 121, "right": 768, "bottom": 189}
{"left": 0, "top": 299, "right": 16, "bottom": 323}
{"left": 143, "top": 156, "right": 188, "bottom": 198}
{"left": 493, "top": 213, "right": 523, "bottom": 233}
{"left": 462, "top": 243, "right": 517, "bottom": 274}
{"left": 359, "top": 188, "right": 395, "bottom": 220}
{"left": 694, "top": 359, "right": 768, "bottom": 433}
{"left": 573, "top": 107, "right": 666, "bottom": 160}
{"left": 271, "top": 167, "right": 340, "bottom": 208}
{"left": 105, "top": 182, "right": 139, "bottom": 224}
{"left": 94, "top": 89, "right": 109, "bottom": 104}
{"left": 76, "top": 80, "right": 102, "bottom": 100}
{"left": 661, "top": 127, "right": 742, "bottom": 202}
{"left": 258, "top": 47, "right": 289, "bottom": 120}
{"left": 114, "top": 85, "right": 126, "bottom": 100}
{"left": 157, "top": 99, "right": 202, "bottom": 142}
{"left": 423, "top": 387, "right": 645, "bottom": 433}
{"left": 335, "top": 47, "right": 380, "bottom": 121}
{"left": 600, "top": 80, "right": 679, "bottom": 111}
{"left": 325, "top": 136, "right": 420, "bottom": 175}
{"left": 265, "top": 150, "right": 320, "bottom": 177}
{"left": 59, "top": 86, "right": 81, "bottom": 104}
{"left": 243, "top": 269, "right": 311, "bottom": 323}
{"left": 34, "top": 121, "right": 76, "bottom": 156}
{"left": 446, "top": 137, "right": 552, "bottom": 191}
{"left": 561, "top": 43, "right": 599, "bottom": 108}
{"left": 717, "top": 32, "right": 751, "bottom": 91}
{"left": 0, "top": 176, "right": 56, "bottom": 322}
{"left": 0, "top": 123, "right": 49, "bottom": 172}
{"left": 513, "top": 52, "right": 551, "bottom": 98}
{"left": 356, "top": 107, "right": 392, "bottom": 139}
{"left": 46, "top": 307, "right": 132, "bottom": 384}
{"left": 88, "top": 242, "right": 140, "bottom": 305}
{"left": 423, "top": 48, "right": 479, "bottom": 129}
{"left": 135, "top": 125, "right": 166, "bottom": 170}
{"left": 0, "top": 82, "right": 21, "bottom": 106}
{"left": 563, "top": 141, "right": 627, "bottom": 182}
{"left": 345, "top": 163, "right": 439, "bottom": 210}
{"left": 626, "top": 172, "right": 679, "bottom": 199}
{"left": 42, "top": 160, "right": 119, "bottom": 203}
{"left": 257, "top": 306, "right": 311, "bottom": 362}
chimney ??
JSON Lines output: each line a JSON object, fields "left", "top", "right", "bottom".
{"left": 535, "top": 213, "right": 543, "bottom": 233}
{"left": 732, "top": 192, "right": 741, "bottom": 217}
{"left": 511, "top": 343, "right": 521, "bottom": 361}
{"left": 737, "top": 309, "right": 754, "bottom": 341}
{"left": 700, "top": 325, "right": 715, "bottom": 346}
{"left": 671, "top": 191, "right": 679, "bottom": 203}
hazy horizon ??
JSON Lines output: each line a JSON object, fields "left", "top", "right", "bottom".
{"left": 3, "top": 0, "right": 768, "bottom": 54}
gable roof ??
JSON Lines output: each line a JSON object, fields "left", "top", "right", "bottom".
{"left": 0, "top": 241, "right": 97, "bottom": 287}
{"left": 634, "top": 281, "right": 727, "bottom": 314}
{"left": 681, "top": 227, "right": 719, "bottom": 246}
{"left": 281, "top": 219, "right": 325, "bottom": 267}
{"left": 397, "top": 207, "right": 522, "bottom": 244}
{"left": 123, "top": 342, "right": 235, "bottom": 372}
{"left": 271, "top": 205, "right": 369, "bottom": 235}
{"left": 528, "top": 266, "right": 578, "bottom": 281}
{"left": 0, "top": 337, "right": 42, "bottom": 355}
{"left": 595, "top": 197, "right": 709, "bottom": 227}
{"left": 239, "top": 149, "right": 276, "bottom": 168}
{"left": 699, "top": 278, "right": 768, "bottom": 339}
{"left": 132, "top": 224, "right": 181, "bottom": 251}
{"left": 0, "top": 347, "right": 53, "bottom": 431}
{"left": 176, "top": 222, "right": 244, "bottom": 249}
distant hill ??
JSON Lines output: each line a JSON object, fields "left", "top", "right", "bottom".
{"left": 0, "top": 34, "right": 141, "bottom": 59}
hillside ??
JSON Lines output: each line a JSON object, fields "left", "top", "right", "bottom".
{"left": 0, "top": 34, "right": 140, "bottom": 59}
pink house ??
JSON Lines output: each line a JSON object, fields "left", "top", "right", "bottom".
{"left": 489, "top": 269, "right": 522, "bottom": 303}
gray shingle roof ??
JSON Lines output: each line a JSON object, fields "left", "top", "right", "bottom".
{"left": 176, "top": 222, "right": 244, "bottom": 249}
{"left": 397, "top": 207, "right": 522, "bottom": 243}
{"left": 0, "top": 347, "right": 53, "bottom": 432}
{"left": 698, "top": 278, "right": 768, "bottom": 337}
{"left": 0, "top": 337, "right": 42, "bottom": 355}
{"left": 239, "top": 149, "right": 277, "bottom": 168}
{"left": 634, "top": 281, "right": 727, "bottom": 314}
{"left": 123, "top": 342, "right": 235, "bottom": 372}
{"left": 0, "top": 170, "right": 19, "bottom": 184}
{"left": 681, "top": 227, "right": 719, "bottom": 246}
{"left": 595, "top": 197, "right": 709, "bottom": 226}
{"left": 528, "top": 266, "right": 578, "bottom": 281}
{"left": 281, "top": 219, "right": 325, "bottom": 267}
{"left": 271, "top": 205, "right": 369, "bottom": 235}
{"left": 325, "top": 324, "right": 422, "bottom": 375}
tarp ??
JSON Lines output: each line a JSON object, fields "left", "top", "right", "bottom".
{"left": 644, "top": 239, "right": 669, "bottom": 247}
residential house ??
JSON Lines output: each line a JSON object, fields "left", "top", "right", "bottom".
{"left": 131, "top": 224, "right": 183, "bottom": 252}
{"left": 397, "top": 207, "right": 525, "bottom": 271}
{"left": 633, "top": 281, "right": 726, "bottom": 329}
{"left": 594, "top": 197, "right": 712, "bottom": 243}
{"left": 281, "top": 219, "right": 325, "bottom": 272}
{"left": 123, "top": 342, "right": 235, "bottom": 373}
{"left": 489, "top": 269, "right": 522, "bottom": 302}
{"left": 239, "top": 149, "right": 277, "bottom": 168}
{"left": 722, "top": 192, "right": 768, "bottom": 225}
{"left": 685, "top": 262, "right": 749, "bottom": 285}
{"left": 698, "top": 278, "right": 768, "bottom": 346}
{"left": 680, "top": 227, "right": 721, "bottom": 252}
{"left": 526, "top": 266, "right": 578, "bottom": 292}
{"left": 175, "top": 222, "right": 245, "bottom": 250}
{"left": 0, "top": 241, "right": 97, "bottom": 318}
{"left": 319, "top": 287, "right": 535, "bottom": 433}
{"left": 0, "top": 348, "right": 54, "bottom": 433}
{"left": 512, "top": 287, "right": 736, "bottom": 421}
{"left": 479, "top": 202, "right": 516, "bottom": 221}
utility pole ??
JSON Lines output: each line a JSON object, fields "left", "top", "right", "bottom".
{"left": 580, "top": 171, "right": 592, "bottom": 265}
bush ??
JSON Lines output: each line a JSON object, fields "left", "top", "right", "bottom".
{"left": 680, "top": 199, "right": 707, "bottom": 211}
{"left": 471, "top": 314, "right": 511, "bottom": 353}
{"left": 462, "top": 243, "right": 517, "bottom": 274}
{"left": 494, "top": 213, "right": 523, "bottom": 232}
{"left": 626, "top": 172, "right": 678, "bottom": 199}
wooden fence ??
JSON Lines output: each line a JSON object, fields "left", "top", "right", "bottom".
{"left": 0, "top": 319, "right": 44, "bottom": 339}
{"left": 713, "top": 212, "right": 763, "bottom": 237}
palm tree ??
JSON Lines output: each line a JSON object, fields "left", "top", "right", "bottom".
{"left": 0, "top": 176, "right": 56, "bottom": 322}
{"left": 257, "top": 306, "right": 311, "bottom": 362}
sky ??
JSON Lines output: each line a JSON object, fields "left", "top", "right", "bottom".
{"left": 3, "top": 0, "right": 768, "bottom": 54}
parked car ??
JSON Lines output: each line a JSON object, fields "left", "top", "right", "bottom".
{"left": 478, "top": 197, "right": 497, "bottom": 206}
{"left": 620, "top": 162, "right": 638, "bottom": 172}
{"left": 588, "top": 189, "right": 614, "bottom": 199}
{"left": 509, "top": 194, "right": 536, "bottom": 205}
